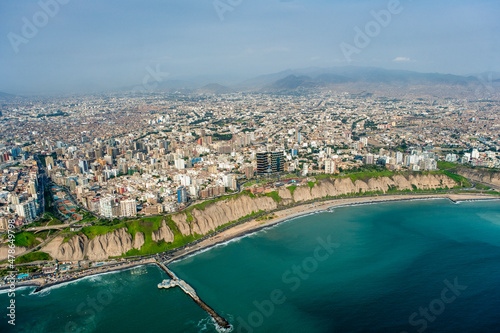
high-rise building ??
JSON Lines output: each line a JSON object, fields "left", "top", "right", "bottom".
{"left": 79, "top": 160, "right": 89, "bottom": 173}
{"left": 324, "top": 159, "right": 336, "bottom": 174}
{"left": 257, "top": 151, "right": 284, "bottom": 174}
{"left": 396, "top": 152, "right": 404, "bottom": 165}
{"left": 257, "top": 152, "right": 269, "bottom": 174}
{"left": 271, "top": 151, "right": 284, "bottom": 173}
{"left": 175, "top": 159, "right": 185, "bottom": 170}
{"left": 99, "top": 196, "right": 115, "bottom": 218}
{"left": 120, "top": 199, "right": 137, "bottom": 217}
{"left": 471, "top": 149, "right": 480, "bottom": 159}
{"left": 16, "top": 200, "right": 37, "bottom": 222}
{"left": 95, "top": 149, "right": 103, "bottom": 159}
{"left": 9, "top": 194, "right": 20, "bottom": 205}
{"left": 364, "top": 154, "right": 375, "bottom": 165}
{"left": 159, "top": 140, "right": 168, "bottom": 150}
{"left": 245, "top": 166, "right": 254, "bottom": 179}
{"left": 119, "top": 163, "right": 128, "bottom": 175}
{"left": 177, "top": 186, "right": 188, "bottom": 204}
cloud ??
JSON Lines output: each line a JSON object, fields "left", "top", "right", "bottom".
{"left": 393, "top": 57, "right": 411, "bottom": 62}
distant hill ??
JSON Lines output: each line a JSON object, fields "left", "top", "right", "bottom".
{"left": 259, "top": 67, "right": 478, "bottom": 90}
{"left": 265, "top": 75, "right": 319, "bottom": 91}
{"left": 234, "top": 67, "right": 491, "bottom": 98}
{"left": 195, "top": 83, "right": 233, "bottom": 95}
{"left": 0, "top": 91, "right": 16, "bottom": 99}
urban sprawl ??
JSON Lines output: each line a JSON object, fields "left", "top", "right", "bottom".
{"left": 1, "top": 91, "right": 499, "bottom": 231}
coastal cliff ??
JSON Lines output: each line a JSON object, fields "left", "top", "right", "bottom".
{"left": 3, "top": 172, "right": 462, "bottom": 262}
{"left": 39, "top": 228, "right": 147, "bottom": 261}
{"left": 173, "top": 195, "right": 277, "bottom": 236}
{"left": 455, "top": 167, "right": 500, "bottom": 187}
{"left": 151, "top": 220, "right": 174, "bottom": 243}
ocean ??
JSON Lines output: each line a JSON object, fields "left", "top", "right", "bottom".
{"left": 2, "top": 198, "right": 500, "bottom": 333}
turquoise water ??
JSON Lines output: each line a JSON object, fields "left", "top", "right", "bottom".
{"left": 2, "top": 199, "right": 500, "bottom": 332}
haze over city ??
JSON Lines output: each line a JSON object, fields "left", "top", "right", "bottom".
{"left": 1, "top": 0, "right": 499, "bottom": 94}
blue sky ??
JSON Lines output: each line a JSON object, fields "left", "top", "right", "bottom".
{"left": 1, "top": 0, "right": 499, "bottom": 94}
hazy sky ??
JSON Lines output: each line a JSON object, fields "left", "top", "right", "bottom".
{"left": 1, "top": 0, "right": 499, "bottom": 94}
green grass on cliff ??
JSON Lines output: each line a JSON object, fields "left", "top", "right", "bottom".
{"left": 313, "top": 169, "right": 397, "bottom": 183}
{"left": 441, "top": 171, "right": 472, "bottom": 188}
{"left": 437, "top": 161, "right": 459, "bottom": 170}
{"left": 77, "top": 215, "right": 204, "bottom": 257}
{"left": 265, "top": 191, "right": 281, "bottom": 203}
{"left": 475, "top": 183, "right": 491, "bottom": 190}
{"left": 14, "top": 251, "right": 52, "bottom": 264}
{"left": 307, "top": 181, "right": 317, "bottom": 189}
{"left": 347, "top": 170, "right": 395, "bottom": 182}
{"left": 14, "top": 232, "right": 41, "bottom": 248}
{"left": 312, "top": 169, "right": 471, "bottom": 190}
{"left": 80, "top": 224, "right": 125, "bottom": 240}
{"left": 124, "top": 216, "right": 203, "bottom": 256}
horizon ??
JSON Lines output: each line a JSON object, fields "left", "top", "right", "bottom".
{"left": 1, "top": 0, "right": 499, "bottom": 95}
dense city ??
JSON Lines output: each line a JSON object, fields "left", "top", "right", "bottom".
{"left": 1, "top": 91, "right": 499, "bottom": 231}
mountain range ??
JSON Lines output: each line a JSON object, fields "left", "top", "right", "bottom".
{"left": 151, "top": 67, "right": 500, "bottom": 98}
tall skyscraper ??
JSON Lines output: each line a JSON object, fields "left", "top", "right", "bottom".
{"left": 257, "top": 152, "right": 269, "bottom": 174}
{"left": 257, "top": 151, "right": 284, "bottom": 174}
{"left": 271, "top": 151, "right": 284, "bottom": 173}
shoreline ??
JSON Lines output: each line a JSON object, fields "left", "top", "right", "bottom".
{"left": 162, "top": 193, "right": 499, "bottom": 265}
{"left": 0, "top": 259, "right": 156, "bottom": 293}
{"left": 3, "top": 193, "right": 498, "bottom": 291}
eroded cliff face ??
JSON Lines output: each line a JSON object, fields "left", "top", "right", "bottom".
{"left": 42, "top": 235, "right": 88, "bottom": 261}
{"left": 291, "top": 173, "right": 456, "bottom": 202}
{"left": 456, "top": 167, "right": 500, "bottom": 186}
{"left": 188, "top": 195, "right": 277, "bottom": 235}
{"left": 152, "top": 220, "right": 174, "bottom": 243}
{"left": 87, "top": 229, "right": 140, "bottom": 261}
{"left": 39, "top": 229, "right": 147, "bottom": 261}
